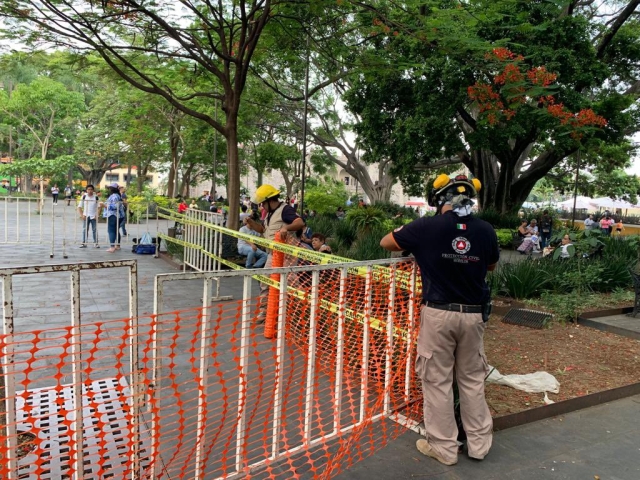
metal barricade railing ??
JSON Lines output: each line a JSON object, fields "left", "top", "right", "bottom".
{"left": 1, "top": 257, "right": 423, "bottom": 479}
{"left": 151, "top": 258, "right": 420, "bottom": 479}
{"left": 0, "top": 260, "right": 139, "bottom": 480}
{"left": 1, "top": 196, "right": 171, "bottom": 259}
{"left": 183, "top": 209, "right": 226, "bottom": 272}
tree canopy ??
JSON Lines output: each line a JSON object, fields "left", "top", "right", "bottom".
{"left": 343, "top": 0, "right": 640, "bottom": 213}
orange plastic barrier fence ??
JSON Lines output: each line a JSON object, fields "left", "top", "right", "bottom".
{"left": 1, "top": 261, "right": 425, "bottom": 479}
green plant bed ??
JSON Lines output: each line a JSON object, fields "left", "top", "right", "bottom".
{"left": 525, "top": 289, "right": 635, "bottom": 324}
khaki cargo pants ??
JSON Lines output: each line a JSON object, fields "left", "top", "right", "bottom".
{"left": 415, "top": 305, "right": 493, "bottom": 463}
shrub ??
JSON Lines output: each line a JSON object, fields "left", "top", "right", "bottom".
{"left": 307, "top": 214, "right": 338, "bottom": 238}
{"left": 476, "top": 208, "right": 521, "bottom": 229}
{"left": 332, "top": 218, "right": 358, "bottom": 253}
{"left": 348, "top": 228, "right": 389, "bottom": 260}
{"left": 305, "top": 181, "right": 349, "bottom": 215}
{"left": 489, "top": 260, "right": 550, "bottom": 299}
{"left": 374, "top": 201, "right": 419, "bottom": 221}
{"left": 495, "top": 229, "right": 513, "bottom": 248}
{"left": 346, "top": 207, "right": 387, "bottom": 233}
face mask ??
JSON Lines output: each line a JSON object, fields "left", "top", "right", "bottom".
{"left": 453, "top": 204, "right": 473, "bottom": 217}
{"left": 448, "top": 194, "right": 474, "bottom": 217}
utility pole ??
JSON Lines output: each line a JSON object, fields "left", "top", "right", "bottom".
{"left": 299, "top": 35, "right": 311, "bottom": 215}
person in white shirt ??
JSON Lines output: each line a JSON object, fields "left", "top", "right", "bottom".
{"left": 239, "top": 205, "right": 251, "bottom": 222}
{"left": 237, "top": 217, "right": 267, "bottom": 268}
{"left": 584, "top": 214, "right": 595, "bottom": 230}
{"left": 77, "top": 184, "right": 99, "bottom": 248}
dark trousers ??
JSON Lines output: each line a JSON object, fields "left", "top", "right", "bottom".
{"left": 540, "top": 232, "right": 551, "bottom": 249}
{"left": 107, "top": 216, "right": 122, "bottom": 246}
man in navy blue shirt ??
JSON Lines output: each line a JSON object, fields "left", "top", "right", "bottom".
{"left": 381, "top": 174, "right": 498, "bottom": 466}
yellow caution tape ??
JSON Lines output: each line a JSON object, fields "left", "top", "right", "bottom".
{"left": 158, "top": 232, "right": 414, "bottom": 340}
{"left": 158, "top": 209, "right": 419, "bottom": 291}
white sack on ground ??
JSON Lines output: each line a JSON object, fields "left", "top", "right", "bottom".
{"left": 486, "top": 365, "right": 560, "bottom": 394}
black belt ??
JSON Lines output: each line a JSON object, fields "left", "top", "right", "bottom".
{"left": 425, "top": 301, "right": 483, "bottom": 313}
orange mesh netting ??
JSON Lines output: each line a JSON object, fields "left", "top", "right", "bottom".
{"left": 2, "top": 219, "right": 427, "bottom": 478}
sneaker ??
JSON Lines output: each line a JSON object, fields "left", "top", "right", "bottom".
{"left": 79, "top": 244, "right": 87, "bottom": 248}
{"left": 95, "top": 244, "right": 100, "bottom": 248}
{"left": 416, "top": 439, "right": 457, "bottom": 466}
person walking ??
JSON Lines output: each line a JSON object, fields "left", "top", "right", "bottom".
{"left": 380, "top": 174, "right": 499, "bottom": 466}
{"left": 245, "top": 184, "right": 304, "bottom": 323}
{"left": 77, "top": 184, "right": 100, "bottom": 248}
{"left": 64, "top": 184, "right": 72, "bottom": 206}
{"left": 101, "top": 183, "right": 124, "bottom": 253}
{"left": 51, "top": 184, "right": 59, "bottom": 205}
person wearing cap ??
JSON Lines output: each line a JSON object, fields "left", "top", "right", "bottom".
{"left": 101, "top": 183, "right": 125, "bottom": 253}
{"left": 380, "top": 174, "right": 499, "bottom": 467}
{"left": 246, "top": 184, "right": 305, "bottom": 322}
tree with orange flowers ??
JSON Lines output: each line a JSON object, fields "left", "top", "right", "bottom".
{"left": 345, "top": 0, "right": 640, "bottom": 213}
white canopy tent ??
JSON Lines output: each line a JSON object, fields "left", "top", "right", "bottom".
{"left": 590, "top": 197, "right": 638, "bottom": 210}
{"left": 554, "top": 196, "right": 598, "bottom": 210}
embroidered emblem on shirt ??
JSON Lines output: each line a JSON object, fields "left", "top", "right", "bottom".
{"left": 452, "top": 237, "right": 471, "bottom": 254}
{"left": 456, "top": 223, "right": 466, "bottom": 230}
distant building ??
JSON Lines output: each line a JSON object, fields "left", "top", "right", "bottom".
{"left": 98, "top": 166, "right": 162, "bottom": 191}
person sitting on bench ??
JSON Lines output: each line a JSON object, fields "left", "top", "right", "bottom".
{"left": 238, "top": 217, "right": 267, "bottom": 268}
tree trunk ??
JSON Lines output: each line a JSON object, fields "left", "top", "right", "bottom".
{"left": 470, "top": 148, "right": 545, "bottom": 214}
{"left": 180, "top": 164, "right": 195, "bottom": 198}
{"left": 226, "top": 120, "right": 241, "bottom": 231}
{"left": 280, "top": 169, "right": 295, "bottom": 198}
{"left": 167, "top": 124, "right": 179, "bottom": 198}
{"left": 137, "top": 173, "right": 144, "bottom": 192}
{"left": 89, "top": 170, "right": 104, "bottom": 187}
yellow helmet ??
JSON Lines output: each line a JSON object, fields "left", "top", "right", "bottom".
{"left": 428, "top": 174, "right": 481, "bottom": 207}
{"left": 253, "top": 184, "right": 281, "bottom": 204}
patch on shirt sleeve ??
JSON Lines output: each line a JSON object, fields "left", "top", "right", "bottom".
{"left": 394, "top": 226, "right": 404, "bottom": 233}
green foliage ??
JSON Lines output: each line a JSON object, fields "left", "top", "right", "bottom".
{"left": 529, "top": 288, "right": 635, "bottom": 324}
{"left": 0, "top": 156, "right": 77, "bottom": 178}
{"left": 127, "top": 193, "right": 177, "bottom": 223}
{"left": 165, "top": 240, "right": 184, "bottom": 260}
{"left": 475, "top": 209, "right": 521, "bottom": 229}
{"left": 347, "top": 228, "right": 390, "bottom": 261}
{"left": 489, "top": 261, "right": 551, "bottom": 299}
{"left": 492, "top": 235, "right": 639, "bottom": 300}
{"left": 304, "top": 181, "right": 349, "bottom": 215}
{"left": 342, "top": 0, "right": 640, "bottom": 213}
{"left": 306, "top": 214, "right": 339, "bottom": 238}
{"left": 495, "top": 229, "right": 513, "bottom": 248}
{"left": 373, "top": 201, "right": 419, "bottom": 221}
{"left": 346, "top": 207, "right": 387, "bottom": 232}
{"left": 331, "top": 217, "right": 358, "bottom": 253}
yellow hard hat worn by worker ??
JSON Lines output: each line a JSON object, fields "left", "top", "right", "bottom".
{"left": 253, "top": 184, "right": 281, "bottom": 204}
{"left": 428, "top": 173, "right": 481, "bottom": 210}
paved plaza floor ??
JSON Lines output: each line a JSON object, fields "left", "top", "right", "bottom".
{"left": 336, "top": 395, "right": 640, "bottom": 480}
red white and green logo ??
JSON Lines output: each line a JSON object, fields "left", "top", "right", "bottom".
{"left": 452, "top": 237, "right": 471, "bottom": 254}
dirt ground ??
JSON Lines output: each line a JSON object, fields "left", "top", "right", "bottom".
{"left": 484, "top": 315, "right": 640, "bottom": 416}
